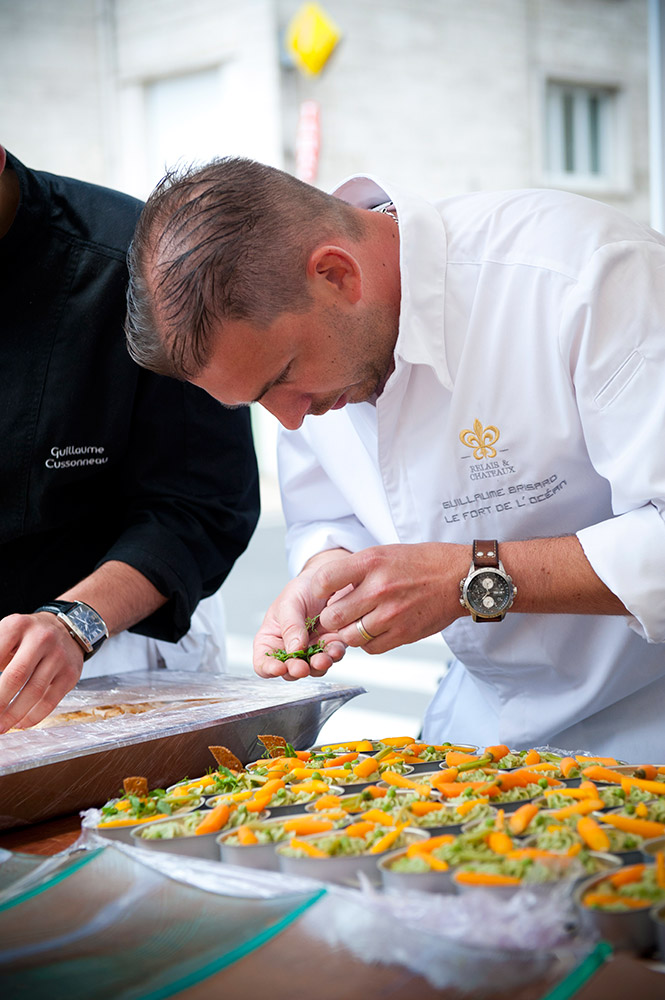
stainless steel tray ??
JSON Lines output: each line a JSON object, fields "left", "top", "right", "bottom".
{"left": 0, "top": 671, "right": 364, "bottom": 830}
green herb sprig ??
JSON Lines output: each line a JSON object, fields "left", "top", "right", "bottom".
{"left": 266, "top": 613, "right": 326, "bottom": 664}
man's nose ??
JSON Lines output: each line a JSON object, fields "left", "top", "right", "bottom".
{"left": 261, "top": 390, "right": 310, "bottom": 430}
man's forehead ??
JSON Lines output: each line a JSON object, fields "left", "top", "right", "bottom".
{"left": 193, "top": 318, "right": 291, "bottom": 406}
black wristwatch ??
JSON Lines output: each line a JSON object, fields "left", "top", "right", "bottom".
{"left": 459, "top": 539, "right": 517, "bottom": 622}
{"left": 35, "top": 600, "right": 109, "bottom": 659}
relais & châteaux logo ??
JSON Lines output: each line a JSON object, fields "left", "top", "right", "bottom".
{"left": 459, "top": 419, "right": 500, "bottom": 460}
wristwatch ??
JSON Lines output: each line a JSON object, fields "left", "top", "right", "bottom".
{"left": 459, "top": 539, "right": 517, "bottom": 622}
{"left": 35, "top": 600, "right": 109, "bottom": 659}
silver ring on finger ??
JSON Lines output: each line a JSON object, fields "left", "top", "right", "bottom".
{"left": 356, "top": 618, "right": 376, "bottom": 643}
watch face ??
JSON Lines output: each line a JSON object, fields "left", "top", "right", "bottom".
{"left": 465, "top": 569, "right": 514, "bottom": 617}
{"left": 68, "top": 604, "right": 108, "bottom": 644}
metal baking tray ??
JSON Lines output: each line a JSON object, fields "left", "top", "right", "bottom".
{"left": 0, "top": 671, "right": 364, "bottom": 830}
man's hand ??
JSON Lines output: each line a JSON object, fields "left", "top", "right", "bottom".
{"left": 0, "top": 612, "right": 85, "bottom": 732}
{"left": 253, "top": 551, "right": 350, "bottom": 680}
{"left": 312, "top": 543, "right": 469, "bottom": 652}
{"left": 311, "top": 542, "right": 469, "bottom": 653}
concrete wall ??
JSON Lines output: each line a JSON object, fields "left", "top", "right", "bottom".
{"left": 0, "top": 0, "right": 106, "bottom": 180}
{"left": 277, "top": 0, "right": 650, "bottom": 219}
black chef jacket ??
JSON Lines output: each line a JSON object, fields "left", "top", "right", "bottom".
{"left": 0, "top": 152, "right": 260, "bottom": 642}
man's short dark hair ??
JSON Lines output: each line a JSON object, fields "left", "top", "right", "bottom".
{"left": 125, "top": 157, "right": 366, "bottom": 379}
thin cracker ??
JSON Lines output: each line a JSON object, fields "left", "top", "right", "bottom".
{"left": 123, "top": 776, "right": 149, "bottom": 797}
{"left": 208, "top": 745, "right": 245, "bottom": 772}
{"left": 257, "top": 734, "right": 288, "bottom": 758}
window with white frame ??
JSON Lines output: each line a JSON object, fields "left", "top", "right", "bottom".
{"left": 545, "top": 81, "right": 619, "bottom": 186}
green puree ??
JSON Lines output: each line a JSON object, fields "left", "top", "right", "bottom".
{"left": 585, "top": 867, "right": 665, "bottom": 911}
{"left": 280, "top": 826, "right": 411, "bottom": 858}
{"left": 138, "top": 804, "right": 255, "bottom": 839}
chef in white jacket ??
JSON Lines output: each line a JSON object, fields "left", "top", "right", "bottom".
{"left": 126, "top": 157, "right": 665, "bottom": 762}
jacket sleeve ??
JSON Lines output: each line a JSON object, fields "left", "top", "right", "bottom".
{"left": 566, "top": 239, "right": 665, "bottom": 642}
{"left": 97, "top": 373, "right": 260, "bottom": 642}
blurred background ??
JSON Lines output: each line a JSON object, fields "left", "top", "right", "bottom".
{"left": 0, "top": 0, "right": 660, "bottom": 741}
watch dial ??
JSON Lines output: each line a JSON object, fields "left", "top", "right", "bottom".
{"left": 68, "top": 605, "right": 106, "bottom": 644}
{"left": 466, "top": 571, "right": 513, "bottom": 616}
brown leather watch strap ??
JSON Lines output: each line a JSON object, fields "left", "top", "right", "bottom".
{"left": 473, "top": 540, "right": 499, "bottom": 568}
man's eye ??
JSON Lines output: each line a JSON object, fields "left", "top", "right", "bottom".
{"left": 273, "top": 363, "right": 293, "bottom": 387}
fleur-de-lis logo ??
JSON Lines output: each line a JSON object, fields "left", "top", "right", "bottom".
{"left": 459, "top": 419, "right": 500, "bottom": 460}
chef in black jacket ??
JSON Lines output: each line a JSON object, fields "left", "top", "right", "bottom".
{"left": 0, "top": 147, "right": 260, "bottom": 731}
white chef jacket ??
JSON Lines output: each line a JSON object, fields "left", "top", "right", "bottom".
{"left": 277, "top": 177, "right": 665, "bottom": 762}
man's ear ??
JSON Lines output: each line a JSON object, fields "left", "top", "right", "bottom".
{"left": 308, "top": 246, "right": 362, "bottom": 303}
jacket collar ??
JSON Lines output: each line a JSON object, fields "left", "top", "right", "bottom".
{"left": 332, "top": 174, "right": 452, "bottom": 391}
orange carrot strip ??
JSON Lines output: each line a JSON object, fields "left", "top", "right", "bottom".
{"left": 657, "top": 851, "right": 665, "bottom": 889}
{"left": 484, "top": 744, "right": 511, "bottom": 762}
{"left": 245, "top": 792, "right": 273, "bottom": 813}
{"left": 98, "top": 813, "right": 168, "bottom": 828}
{"left": 318, "top": 767, "right": 356, "bottom": 780}
{"left": 289, "top": 837, "right": 328, "bottom": 858}
{"left": 567, "top": 842, "right": 582, "bottom": 857}
{"left": 488, "top": 831, "right": 513, "bottom": 854}
{"left": 455, "top": 871, "right": 521, "bottom": 886}
{"left": 498, "top": 770, "right": 560, "bottom": 790}
{"left": 508, "top": 802, "right": 540, "bottom": 835}
{"left": 601, "top": 814, "right": 665, "bottom": 838}
{"left": 455, "top": 797, "right": 487, "bottom": 817}
{"left": 361, "top": 809, "right": 396, "bottom": 825}
{"left": 576, "top": 756, "right": 619, "bottom": 766}
{"left": 397, "top": 754, "right": 427, "bottom": 765}
{"left": 550, "top": 799, "right": 605, "bottom": 820}
{"left": 622, "top": 776, "right": 665, "bottom": 797}
{"left": 608, "top": 864, "right": 646, "bottom": 887}
{"left": 380, "top": 772, "right": 430, "bottom": 796}
{"left": 527, "top": 761, "right": 559, "bottom": 772}
{"left": 579, "top": 766, "right": 626, "bottom": 783}
{"left": 378, "top": 736, "right": 417, "bottom": 748}
{"left": 236, "top": 825, "right": 259, "bottom": 845}
{"left": 313, "top": 794, "right": 342, "bottom": 811}
{"left": 524, "top": 749, "right": 541, "bottom": 766}
{"left": 320, "top": 752, "right": 358, "bottom": 767}
{"left": 576, "top": 816, "right": 610, "bottom": 852}
{"left": 282, "top": 816, "right": 334, "bottom": 835}
{"left": 289, "top": 780, "right": 331, "bottom": 795}
{"left": 420, "top": 854, "right": 450, "bottom": 871}
{"left": 446, "top": 751, "right": 481, "bottom": 766}
{"left": 353, "top": 757, "right": 381, "bottom": 780}
{"left": 559, "top": 757, "right": 579, "bottom": 778}
{"left": 369, "top": 823, "right": 408, "bottom": 854}
{"left": 436, "top": 767, "right": 459, "bottom": 784}
{"left": 406, "top": 834, "right": 456, "bottom": 855}
{"left": 434, "top": 781, "right": 496, "bottom": 798}
{"left": 635, "top": 802, "right": 649, "bottom": 818}
{"left": 410, "top": 801, "right": 446, "bottom": 816}
{"left": 195, "top": 803, "right": 231, "bottom": 835}
{"left": 343, "top": 820, "right": 376, "bottom": 838}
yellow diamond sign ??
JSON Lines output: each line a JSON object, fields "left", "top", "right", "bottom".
{"left": 285, "top": 3, "right": 341, "bottom": 76}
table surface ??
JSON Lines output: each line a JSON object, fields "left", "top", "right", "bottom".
{"left": 2, "top": 817, "right": 664, "bottom": 1000}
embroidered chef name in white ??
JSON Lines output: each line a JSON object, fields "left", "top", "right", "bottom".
{"left": 45, "top": 445, "right": 109, "bottom": 469}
